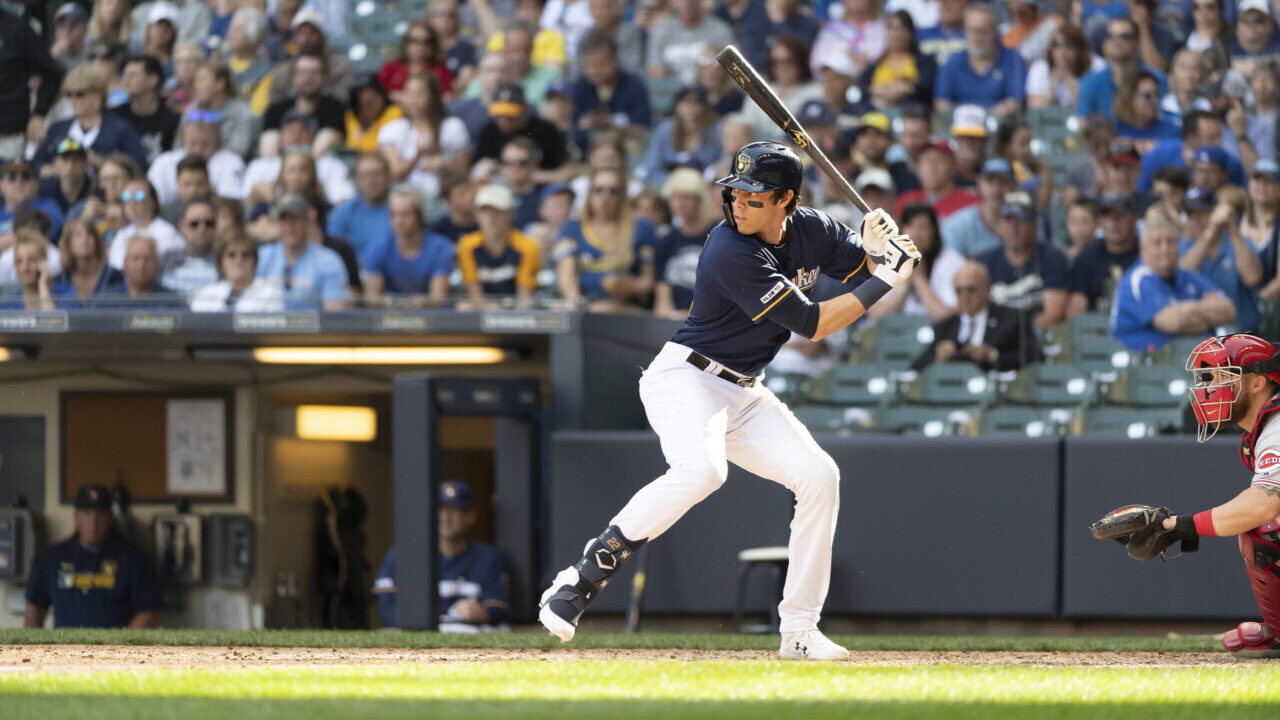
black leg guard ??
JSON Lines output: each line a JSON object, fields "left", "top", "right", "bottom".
{"left": 545, "top": 526, "right": 646, "bottom": 626}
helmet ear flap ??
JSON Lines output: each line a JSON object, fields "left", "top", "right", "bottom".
{"left": 721, "top": 185, "right": 736, "bottom": 229}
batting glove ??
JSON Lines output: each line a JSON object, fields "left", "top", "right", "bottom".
{"left": 872, "top": 234, "right": 922, "bottom": 288}
{"left": 860, "top": 208, "right": 898, "bottom": 259}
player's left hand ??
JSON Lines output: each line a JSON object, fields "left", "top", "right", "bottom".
{"left": 1089, "top": 504, "right": 1199, "bottom": 561}
{"left": 871, "top": 233, "right": 921, "bottom": 288}
{"left": 860, "top": 209, "right": 898, "bottom": 258}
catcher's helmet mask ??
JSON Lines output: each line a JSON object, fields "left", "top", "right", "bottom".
{"left": 717, "top": 142, "right": 803, "bottom": 229}
{"left": 1186, "top": 334, "right": 1280, "bottom": 442}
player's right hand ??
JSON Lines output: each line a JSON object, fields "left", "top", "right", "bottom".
{"left": 872, "top": 234, "right": 922, "bottom": 288}
{"left": 860, "top": 209, "right": 898, "bottom": 258}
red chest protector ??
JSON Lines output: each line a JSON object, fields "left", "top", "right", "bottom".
{"left": 1241, "top": 397, "right": 1280, "bottom": 472}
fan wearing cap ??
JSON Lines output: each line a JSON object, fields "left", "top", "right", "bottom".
{"left": 1138, "top": 110, "right": 1246, "bottom": 194}
{"left": 136, "top": 2, "right": 180, "bottom": 68}
{"left": 1, "top": 160, "right": 66, "bottom": 243}
{"left": 475, "top": 83, "right": 570, "bottom": 182}
{"left": 1229, "top": 0, "right": 1280, "bottom": 76}
{"left": 262, "top": 9, "right": 354, "bottom": 106}
{"left": 255, "top": 192, "right": 350, "bottom": 310}
{"left": 1112, "top": 210, "right": 1235, "bottom": 351}
{"left": 374, "top": 480, "right": 511, "bottom": 631}
{"left": 1191, "top": 146, "right": 1233, "bottom": 194}
{"left": 860, "top": 9, "right": 938, "bottom": 111}
{"left": 652, "top": 168, "right": 715, "bottom": 318}
{"left": 974, "top": 191, "right": 1069, "bottom": 326}
{"left": 851, "top": 111, "right": 921, "bottom": 195}
{"left": 638, "top": 86, "right": 722, "bottom": 191}
{"left": 38, "top": 140, "right": 94, "bottom": 217}
{"left": 24, "top": 484, "right": 159, "bottom": 629}
{"left": 1242, "top": 157, "right": 1280, "bottom": 252}
{"left": 1067, "top": 193, "right": 1139, "bottom": 314}
{"left": 934, "top": 4, "right": 1027, "bottom": 118}
{"left": 361, "top": 185, "right": 454, "bottom": 304}
{"left": 949, "top": 104, "right": 990, "bottom": 189}
{"left": 893, "top": 138, "right": 979, "bottom": 219}
{"left": 51, "top": 2, "right": 92, "bottom": 70}
{"left": 1180, "top": 185, "right": 1264, "bottom": 332}
{"left": 456, "top": 184, "right": 541, "bottom": 307}
{"left": 940, "top": 158, "right": 1015, "bottom": 257}
{"left": 1097, "top": 138, "right": 1145, "bottom": 203}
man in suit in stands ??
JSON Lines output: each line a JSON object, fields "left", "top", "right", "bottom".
{"left": 912, "top": 260, "right": 1043, "bottom": 372}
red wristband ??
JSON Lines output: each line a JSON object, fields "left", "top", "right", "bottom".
{"left": 1193, "top": 510, "right": 1216, "bottom": 536}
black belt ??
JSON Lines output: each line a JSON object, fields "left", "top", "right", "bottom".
{"left": 686, "top": 351, "right": 757, "bottom": 387}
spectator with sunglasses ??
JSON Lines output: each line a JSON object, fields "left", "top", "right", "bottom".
{"left": 107, "top": 179, "right": 184, "bottom": 272}
{"left": 189, "top": 61, "right": 253, "bottom": 159}
{"left": 190, "top": 233, "right": 284, "bottom": 312}
{"left": 553, "top": 167, "right": 655, "bottom": 311}
{"left": 1077, "top": 17, "right": 1167, "bottom": 121}
{"left": 498, "top": 137, "right": 546, "bottom": 231}
{"left": 147, "top": 121, "right": 244, "bottom": 208}
{"left": 1113, "top": 71, "right": 1178, "bottom": 152}
{"left": 256, "top": 193, "right": 350, "bottom": 310}
{"left": 162, "top": 197, "right": 221, "bottom": 295}
{"left": 1, "top": 160, "right": 65, "bottom": 246}
{"left": 35, "top": 64, "right": 147, "bottom": 176}
{"left": 379, "top": 20, "right": 454, "bottom": 100}
{"left": 111, "top": 55, "right": 181, "bottom": 165}
{"left": 38, "top": 140, "right": 94, "bottom": 220}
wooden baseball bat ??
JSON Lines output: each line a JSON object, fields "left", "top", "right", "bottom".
{"left": 716, "top": 45, "right": 872, "bottom": 215}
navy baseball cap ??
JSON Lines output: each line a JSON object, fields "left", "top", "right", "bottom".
{"left": 999, "top": 191, "right": 1036, "bottom": 220}
{"left": 440, "top": 480, "right": 472, "bottom": 510}
{"left": 1253, "top": 158, "right": 1280, "bottom": 181}
{"left": 56, "top": 2, "right": 88, "bottom": 23}
{"left": 545, "top": 80, "right": 570, "bottom": 99}
{"left": 1193, "top": 145, "right": 1230, "bottom": 171}
{"left": 280, "top": 108, "right": 318, "bottom": 132}
{"left": 1184, "top": 187, "right": 1217, "bottom": 212}
{"left": 799, "top": 99, "right": 836, "bottom": 127}
{"left": 541, "top": 182, "right": 574, "bottom": 203}
{"left": 74, "top": 484, "right": 112, "bottom": 510}
{"left": 490, "top": 83, "right": 526, "bottom": 117}
{"left": 1098, "top": 193, "right": 1139, "bottom": 215}
{"left": 980, "top": 158, "right": 1014, "bottom": 180}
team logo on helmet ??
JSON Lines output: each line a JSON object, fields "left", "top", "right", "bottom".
{"left": 735, "top": 152, "right": 752, "bottom": 175}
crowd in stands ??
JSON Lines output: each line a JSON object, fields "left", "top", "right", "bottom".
{"left": 2, "top": 0, "right": 1279, "bottom": 355}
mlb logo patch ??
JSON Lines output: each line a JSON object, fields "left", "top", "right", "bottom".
{"left": 760, "top": 281, "right": 785, "bottom": 304}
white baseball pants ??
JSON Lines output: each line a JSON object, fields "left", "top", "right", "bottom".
{"left": 610, "top": 342, "right": 840, "bottom": 633}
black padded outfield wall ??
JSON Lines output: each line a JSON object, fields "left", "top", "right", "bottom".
{"left": 550, "top": 432, "right": 1258, "bottom": 619}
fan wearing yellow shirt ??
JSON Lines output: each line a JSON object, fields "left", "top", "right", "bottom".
{"left": 457, "top": 184, "right": 541, "bottom": 308}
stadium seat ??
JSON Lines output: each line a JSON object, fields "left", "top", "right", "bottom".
{"left": 763, "top": 372, "right": 814, "bottom": 404}
{"left": 901, "top": 363, "right": 995, "bottom": 406}
{"left": 1098, "top": 366, "right": 1189, "bottom": 407}
{"left": 840, "top": 319, "right": 877, "bottom": 363}
{"left": 809, "top": 364, "right": 896, "bottom": 406}
{"left": 1069, "top": 313, "right": 1131, "bottom": 372}
{"left": 869, "top": 315, "right": 932, "bottom": 369}
{"left": 1036, "top": 322, "right": 1072, "bottom": 365}
{"left": 789, "top": 404, "right": 874, "bottom": 431}
{"left": 1082, "top": 407, "right": 1187, "bottom": 437}
{"left": 997, "top": 364, "right": 1093, "bottom": 407}
{"left": 979, "top": 406, "right": 1073, "bottom": 437}
{"left": 876, "top": 406, "right": 980, "bottom": 437}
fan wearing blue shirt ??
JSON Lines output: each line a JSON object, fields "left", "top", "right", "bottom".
{"left": 934, "top": 5, "right": 1027, "bottom": 117}
{"left": 917, "top": 0, "right": 967, "bottom": 68}
{"left": 1114, "top": 72, "right": 1181, "bottom": 153}
{"left": 1111, "top": 214, "right": 1237, "bottom": 352}
{"left": 1137, "top": 111, "right": 1247, "bottom": 192}
{"left": 325, "top": 153, "right": 392, "bottom": 257}
{"left": 1078, "top": 18, "right": 1168, "bottom": 121}
{"left": 256, "top": 194, "right": 351, "bottom": 311}
{"left": 362, "top": 185, "right": 455, "bottom": 303}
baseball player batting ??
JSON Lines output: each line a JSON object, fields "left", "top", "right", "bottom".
{"left": 539, "top": 142, "right": 921, "bottom": 660}
{"left": 1090, "top": 334, "right": 1280, "bottom": 658}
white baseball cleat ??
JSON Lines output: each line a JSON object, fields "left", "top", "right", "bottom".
{"left": 779, "top": 630, "right": 850, "bottom": 661}
{"left": 538, "top": 567, "right": 582, "bottom": 643}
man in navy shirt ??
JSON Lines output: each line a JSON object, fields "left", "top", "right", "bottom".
{"left": 653, "top": 168, "right": 715, "bottom": 318}
{"left": 1112, "top": 212, "right": 1236, "bottom": 351}
{"left": 538, "top": 142, "right": 921, "bottom": 661}
{"left": 934, "top": 4, "right": 1026, "bottom": 117}
{"left": 25, "top": 485, "right": 159, "bottom": 628}
{"left": 374, "top": 481, "right": 511, "bottom": 631}
{"left": 570, "top": 31, "right": 651, "bottom": 141}
{"left": 976, "top": 192, "right": 1069, "bottom": 326}
{"left": 1068, "top": 194, "right": 1140, "bottom": 314}
{"left": 1229, "top": 0, "right": 1280, "bottom": 76}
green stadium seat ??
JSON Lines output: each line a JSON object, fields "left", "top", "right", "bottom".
{"left": 762, "top": 372, "right": 814, "bottom": 404}
{"left": 869, "top": 315, "right": 932, "bottom": 369}
{"left": 1082, "top": 407, "right": 1188, "bottom": 437}
{"left": 979, "top": 406, "right": 1072, "bottom": 437}
{"left": 997, "top": 364, "right": 1093, "bottom": 407}
{"left": 1036, "top": 322, "right": 1072, "bottom": 365}
{"left": 840, "top": 319, "right": 877, "bottom": 363}
{"left": 1098, "top": 366, "right": 1189, "bottom": 407}
{"left": 902, "top": 363, "right": 995, "bottom": 406}
{"left": 876, "top": 405, "right": 980, "bottom": 437}
{"left": 810, "top": 365, "right": 896, "bottom": 406}
{"left": 1069, "top": 313, "right": 1131, "bottom": 372}
{"left": 790, "top": 404, "right": 875, "bottom": 431}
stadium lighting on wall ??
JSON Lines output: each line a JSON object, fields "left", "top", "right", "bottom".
{"left": 294, "top": 405, "right": 378, "bottom": 442}
{"left": 252, "top": 346, "right": 508, "bottom": 365}
{"left": 0, "top": 346, "right": 37, "bottom": 362}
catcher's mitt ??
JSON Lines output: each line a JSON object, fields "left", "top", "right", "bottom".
{"left": 1090, "top": 505, "right": 1199, "bottom": 561}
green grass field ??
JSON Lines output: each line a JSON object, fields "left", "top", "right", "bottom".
{"left": 0, "top": 630, "right": 1276, "bottom": 720}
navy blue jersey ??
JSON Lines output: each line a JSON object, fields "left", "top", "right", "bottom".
{"left": 654, "top": 226, "right": 709, "bottom": 311}
{"left": 25, "top": 532, "right": 159, "bottom": 628}
{"left": 376, "top": 542, "right": 511, "bottom": 627}
{"left": 670, "top": 207, "right": 872, "bottom": 376}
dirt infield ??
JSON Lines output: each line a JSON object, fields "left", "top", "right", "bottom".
{"left": 0, "top": 645, "right": 1240, "bottom": 673}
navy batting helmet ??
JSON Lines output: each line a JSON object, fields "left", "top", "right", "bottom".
{"left": 716, "top": 142, "right": 803, "bottom": 228}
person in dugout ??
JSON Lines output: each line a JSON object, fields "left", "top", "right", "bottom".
{"left": 374, "top": 480, "right": 511, "bottom": 631}
{"left": 24, "top": 484, "right": 160, "bottom": 628}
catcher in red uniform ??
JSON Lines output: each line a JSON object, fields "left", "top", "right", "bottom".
{"left": 1091, "top": 334, "right": 1280, "bottom": 658}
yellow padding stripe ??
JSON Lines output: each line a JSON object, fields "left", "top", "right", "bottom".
{"left": 842, "top": 255, "right": 868, "bottom": 283}
{"left": 752, "top": 286, "right": 793, "bottom": 322}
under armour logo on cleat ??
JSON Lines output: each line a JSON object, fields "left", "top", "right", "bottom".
{"left": 794, "top": 642, "right": 807, "bottom": 657}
